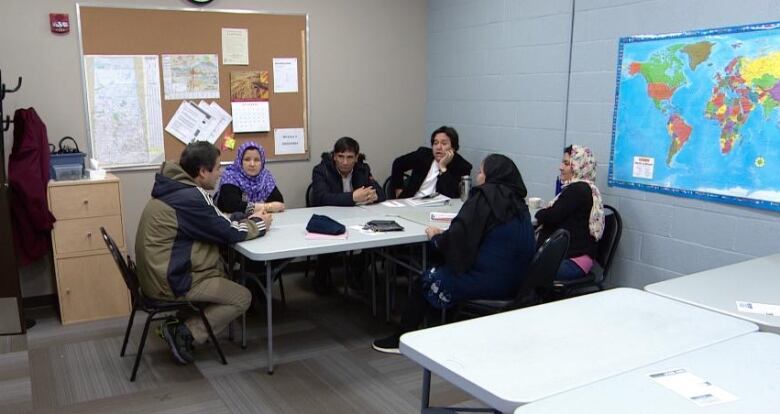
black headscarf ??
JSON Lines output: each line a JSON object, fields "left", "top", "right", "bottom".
{"left": 435, "top": 154, "right": 529, "bottom": 274}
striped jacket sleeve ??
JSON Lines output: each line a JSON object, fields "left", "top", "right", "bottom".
{"left": 175, "top": 187, "right": 265, "bottom": 244}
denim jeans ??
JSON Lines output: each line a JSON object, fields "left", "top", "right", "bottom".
{"left": 556, "top": 258, "right": 586, "bottom": 281}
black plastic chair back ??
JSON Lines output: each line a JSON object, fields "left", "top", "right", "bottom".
{"left": 382, "top": 177, "right": 393, "bottom": 200}
{"left": 383, "top": 172, "right": 411, "bottom": 200}
{"left": 100, "top": 226, "right": 140, "bottom": 303}
{"left": 594, "top": 205, "right": 622, "bottom": 283}
{"left": 305, "top": 183, "right": 314, "bottom": 207}
{"left": 513, "top": 228, "right": 570, "bottom": 307}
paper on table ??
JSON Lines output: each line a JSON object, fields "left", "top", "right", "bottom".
{"left": 274, "top": 128, "right": 305, "bottom": 155}
{"left": 736, "top": 300, "right": 780, "bottom": 316}
{"left": 305, "top": 231, "right": 348, "bottom": 240}
{"left": 165, "top": 101, "right": 214, "bottom": 144}
{"left": 348, "top": 224, "right": 384, "bottom": 235}
{"left": 273, "top": 57, "right": 298, "bottom": 93}
{"left": 650, "top": 369, "right": 738, "bottom": 407}
{"left": 381, "top": 200, "right": 406, "bottom": 208}
{"left": 221, "top": 28, "right": 249, "bottom": 65}
{"left": 430, "top": 212, "right": 457, "bottom": 222}
{"left": 406, "top": 194, "right": 451, "bottom": 207}
{"left": 232, "top": 101, "right": 270, "bottom": 133}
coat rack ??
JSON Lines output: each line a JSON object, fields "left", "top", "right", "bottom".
{"left": 0, "top": 67, "right": 27, "bottom": 334}
{"left": 1, "top": 70, "right": 23, "bottom": 165}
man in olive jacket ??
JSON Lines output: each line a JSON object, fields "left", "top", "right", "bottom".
{"left": 136, "top": 142, "right": 271, "bottom": 364}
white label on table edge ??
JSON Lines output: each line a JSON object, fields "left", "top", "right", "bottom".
{"left": 650, "top": 368, "right": 738, "bottom": 407}
{"left": 736, "top": 300, "right": 780, "bottom": 316}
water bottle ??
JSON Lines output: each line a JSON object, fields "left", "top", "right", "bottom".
{"left": 459, "top": 175, "right": 472, "bottom": 201}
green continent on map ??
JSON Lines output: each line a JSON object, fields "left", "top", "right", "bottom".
{"left": 628, "top": 44, "right": 686, "bottom": 108}
{"left": 681, "top": 41, "right": 714, "bottom": 70}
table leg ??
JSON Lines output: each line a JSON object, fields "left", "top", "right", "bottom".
{"left": 385, "top": 248, "right": 391, "bottom": 323}
{"left": 421, "top": 368, "right": 431, "bottom": 411}
{"left": 227, "top": 250, "right": 236, "bottom": 342}
{"left": 371, "top": 250, "right": 377, "bottom": 316}
{"left": 266, "top": 260, "right": 274, "bottom": 374}
{"left": 241, "top": 255, "right": 247, "bottom": 348}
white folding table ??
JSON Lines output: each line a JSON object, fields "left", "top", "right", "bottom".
{"left": 645, "top": 253, "right": 780, "bottom": 333}
{"left": 515, "top": 332, "right": 780, "bottom": 413}
{"left": 400, "top": 288, "right": 757, "bottom": 413}
{"left": 233, "top": 214, "right": 431, "bottom": 373}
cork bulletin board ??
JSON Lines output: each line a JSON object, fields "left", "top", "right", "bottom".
{"left": 77, "top": 5, "right": 309, "bottom": 167}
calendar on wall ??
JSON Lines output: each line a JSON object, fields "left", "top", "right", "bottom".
{"left": 231, "top": 101, "right": 270, "bottom": 133}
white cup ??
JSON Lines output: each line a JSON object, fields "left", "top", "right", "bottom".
{"left": 528, "top": 197, "right": 544, "bottom": 209}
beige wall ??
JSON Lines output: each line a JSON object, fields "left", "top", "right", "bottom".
{"left": 1, "top": 0, "right": 427, "bottom": 297}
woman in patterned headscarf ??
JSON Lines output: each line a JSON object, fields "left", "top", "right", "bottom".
{"left": 216, "top": 142, "right": 285, "bottom": 216}
{"left": 535, "top": 145, "right": 605, "bottom": 280}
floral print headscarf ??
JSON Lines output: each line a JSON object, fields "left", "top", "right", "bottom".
{"left": 554, "top": 145, "right": 605, "bottom": 240}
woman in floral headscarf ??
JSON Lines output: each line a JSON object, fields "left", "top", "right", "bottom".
{"left": 217, "top": 142, "right": 285, "bottom": 215}
{"left": 535, "top": 145, "right": 605, "bottom": 280}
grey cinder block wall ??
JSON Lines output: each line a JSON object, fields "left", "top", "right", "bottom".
{"left": 427, "top": 0, "right": 780, "bottom": 288}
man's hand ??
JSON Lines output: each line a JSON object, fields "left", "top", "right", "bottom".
{"left": 251, "top": 210, "right": 273, "bottom": 229}
{"left": 425, "top": 226, "right": 443, "bottom": 240}
{"left": 365, "top": 187, "right": 378, "bottom": 204}
{"left": 353, "top": 186, "right": 376, "bottom": 204}
{"left": 395, "top": 188, "right": 403, "bottom": 198}
{"left": 438, "top": 149, "right": 454, "bottom": 171}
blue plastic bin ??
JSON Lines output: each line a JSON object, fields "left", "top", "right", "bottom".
{"left": 50, "top": 152, "right": 85, "bottom": 180}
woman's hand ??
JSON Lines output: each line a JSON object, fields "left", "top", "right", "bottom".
{"left": 264, "top": 202, "right": 285, "bottom": 213}
{"left": 394, "top": 188, "right": 403, "bottom": 198}
{"left": 425, "top": 226, "right": 443, "bottom": 240}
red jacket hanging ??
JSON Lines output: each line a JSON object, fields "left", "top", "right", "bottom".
{"left": 8, "top": 108, "right": 56, "bottom": 266}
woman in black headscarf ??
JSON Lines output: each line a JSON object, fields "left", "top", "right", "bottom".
{"left": 373, "top": 154, "right": 536, "bottom": 353}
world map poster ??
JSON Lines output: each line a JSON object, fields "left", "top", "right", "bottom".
{"left": 609, "top": 21, "right": 780, "bottom": 211}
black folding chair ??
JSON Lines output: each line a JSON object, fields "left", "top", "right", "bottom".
{"left": 383, "top": 172, "right": 411, "bottom": 200}
{"left": 100, "top": 227, "right": 227, "bottom": 381}
{"left": 553, "top": 205, "right": 622, "bottom": 296}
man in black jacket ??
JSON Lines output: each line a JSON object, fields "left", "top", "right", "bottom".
{"left": 309, "top": 137, "right": 385, "bottom": 292}
{"left": 390, "top": 125, "right": 472, "bottom": 199}
{"left": 311, "top": 136, "right": 385, "bottom": 206}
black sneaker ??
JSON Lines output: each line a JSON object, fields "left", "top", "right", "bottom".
{"left": 177, "top": 323, "right": 196, "bottom": 357}
{"left": 372, "top": 333, "right": 401, "bottom": 354}
{"left": 161, "top": 319, "right": 194, "bottom": 364}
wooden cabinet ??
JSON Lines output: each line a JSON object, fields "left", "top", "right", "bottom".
{"left": 48, "top": 174, "right": 130, "bottom": 324}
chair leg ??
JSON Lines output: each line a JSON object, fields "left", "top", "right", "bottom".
{"left": 199, "top": 308, "right": 227, "bottom": 365}
{"left": 304, "top": 256, "right": 310, "bottom": 279}
{"left": 130, "top": 312, "right": 155, "bottom": 382}
{"left": 241, "top": 311, "right": 247, "bottom": 350}
{"left": 120, "top": 304, "right": 138, "bottom": 357}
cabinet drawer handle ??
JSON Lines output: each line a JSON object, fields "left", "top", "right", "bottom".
{"left": 86, "top": 232, "right": 92, "bottom": 238}
{"left": 83, "top": 199, "right": 89, "bottom": 205}
{"left": 66, "top": 289, "right": 71, "bottom": 295}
